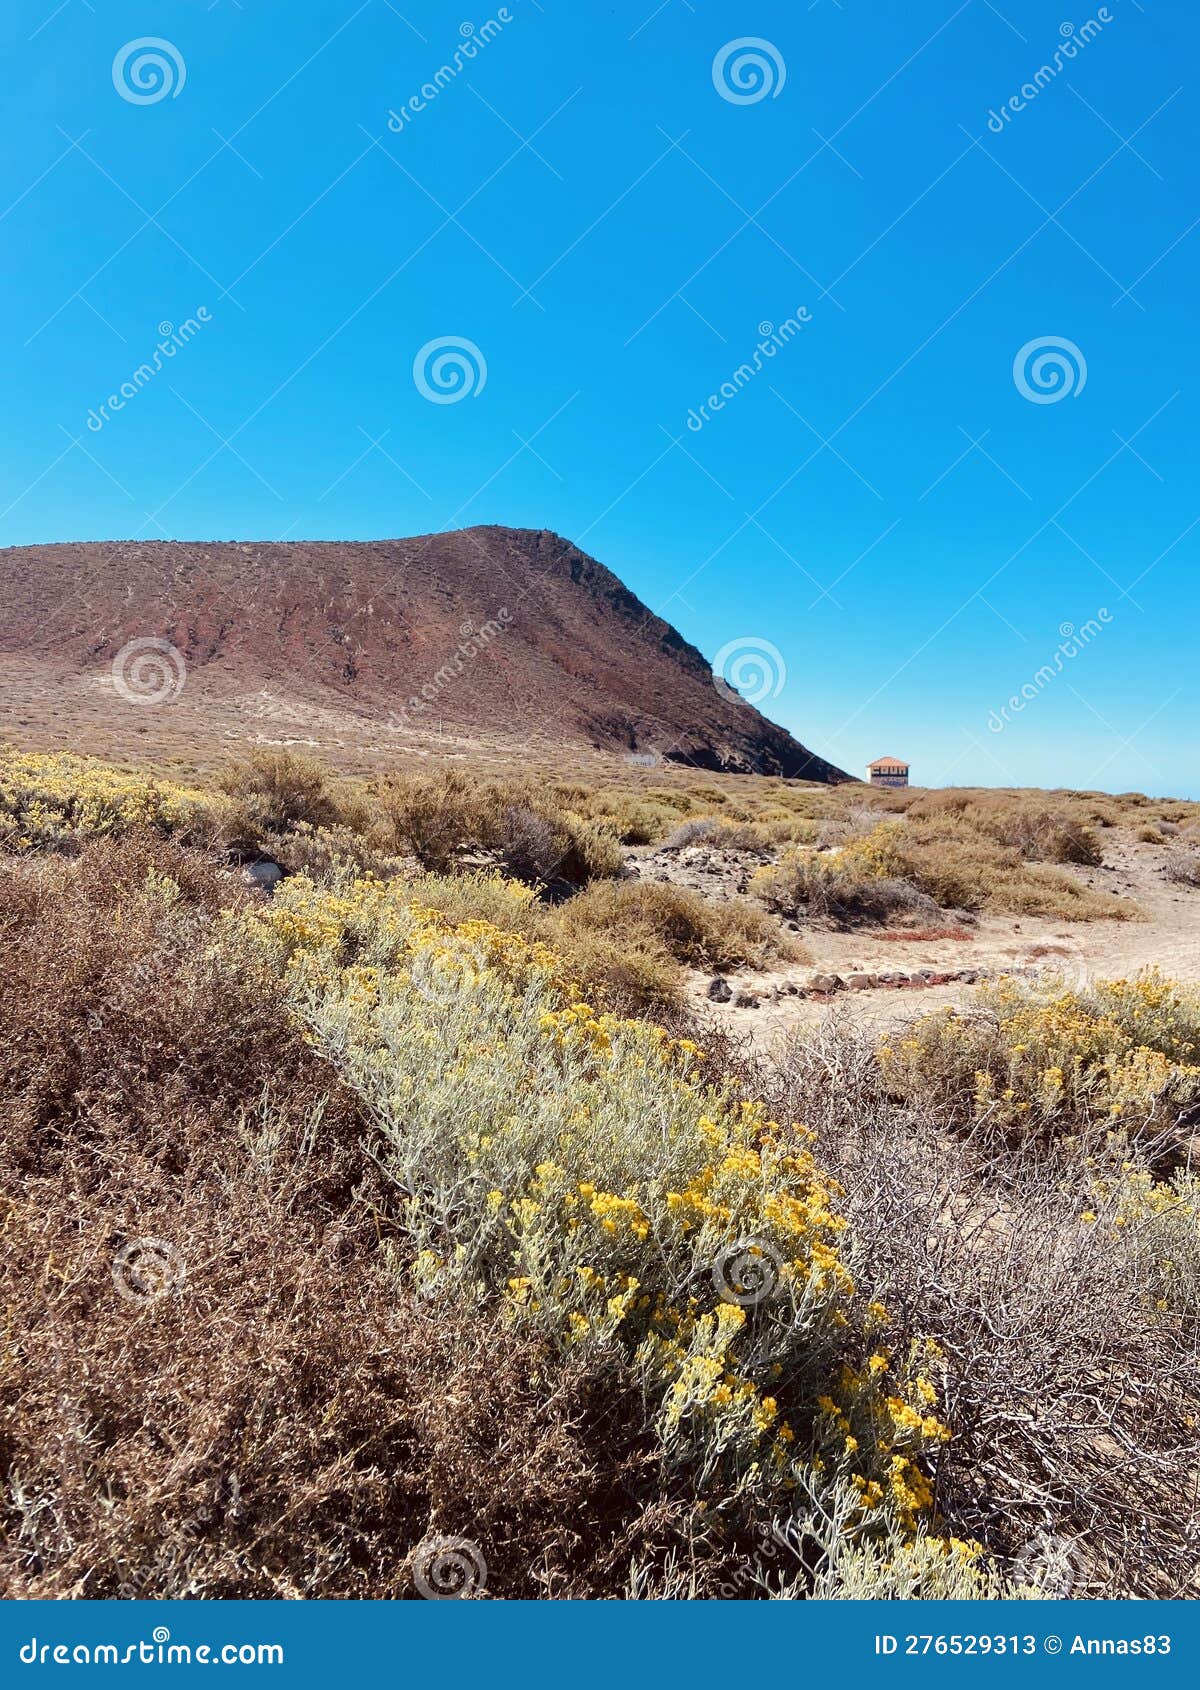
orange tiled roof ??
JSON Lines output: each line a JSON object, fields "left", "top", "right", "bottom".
{"left": 868, "top": 756, "right": 908, "bottom": 769}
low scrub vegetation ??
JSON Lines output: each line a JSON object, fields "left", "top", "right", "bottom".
{"left": 1165, "top": 848, "right": 1200, "bottom": 888}
{"left": 2, "top": 839, "right": 981, "bottom": 1598}
{"left": 753, "top": 818, "right": 1134, "bottom": 928}
{"left": 0, "top": 749, "right": 213, "bottom": 852}
{"left": 754, "top": 850, "right": 939, "bottom": 928}
{"left": 878, "top": 970, "right": 1200, "bottom": 1151}
{"left": 218, "top": 747, "right": 345, "bottom": 842}
{"left": 560, "top": 879, "right": 800, "bottom": 972}
{"left": 905, "top": 791, "right": 1105, "bottom": 864}
{"left": 372, "top": 768, "right": 624, "bottom": 888}
{"left": 759, "top": 1026, "right": 1200, "bottom": 1596}
{"left": 3, "top": 751, "right": 1197, "bottom": 1598}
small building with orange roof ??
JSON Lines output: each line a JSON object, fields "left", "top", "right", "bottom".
{"left": 867, "top": 755, "right": 909, "bottom": 789}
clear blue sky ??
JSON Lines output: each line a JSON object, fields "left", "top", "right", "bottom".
{"left": 2, "top": 0, "right": 1196, "bottom": 794}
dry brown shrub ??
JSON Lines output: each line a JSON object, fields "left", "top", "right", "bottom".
{"left": 752, "top": 850, "right": 939, "bottom": 930}
{"left": 660, "top": 818, "right": 717, "bottom": 850}
{"left": 756, "top": 1025, "right": 1200, "bottom": 1597}
{"left": 839, "top": 820, "right": 1132, "bottom": 922}
{"left": 905, "top": 793, "right": 1105, "bottom": 867}
{"left": 217, "top": 749, "right": 341, "bottom": 847}
{"left": 559, "top": 878, "right": 796, "bottom": 972}
{"left": 563, "top": 788, "right": 689, "bottom": 846}
{"left": 550, "top": 926, "right": 683, "bottom": 1016}
{"left": 372, "top": 769, "right": 483, "bottom": 870}
{"left": 0, "top": 837, "right": 743, "bottom": 1598}
{"left": 5, "top": 1199, "right": 678, "bottom": 1598}
{"left": 373, "top": 771, "right": 622, "bottom": 888}
{"left": 1165, "top": 849, "right": 1200, "bottom": 888}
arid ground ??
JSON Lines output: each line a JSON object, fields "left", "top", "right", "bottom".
{"left": 3, "top": 527, "right": 1199, "bottom": 1600}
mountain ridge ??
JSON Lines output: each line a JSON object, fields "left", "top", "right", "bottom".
{"left": 0, "top": 525, "right": 850, "bottom": 782}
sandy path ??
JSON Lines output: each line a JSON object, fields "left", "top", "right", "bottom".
{"left": 663, "top": 830, "right": 1200, "bottom": 1050}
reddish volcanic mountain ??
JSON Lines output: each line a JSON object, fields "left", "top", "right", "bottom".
{"left": 0, "top": 525, "right": 848, "bottom": 780}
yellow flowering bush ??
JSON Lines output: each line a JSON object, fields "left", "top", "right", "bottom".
{"left": 1082, "top": 1164, "right": 1200, "bottom": 1317}
{"left": 755, "top": 820, "right": 1134, "bottom": 924}
{"left": 880, "top": 969, "right": 1200, "bottom": 1141}
{"left": 0, "top": 749, "right": 212, "bottom": 852}
{"left": 840, "top": 820, "right": 1135, "bottom": 918}
{"left": 243, "top": 869, "right": 950, "bottom": 1542}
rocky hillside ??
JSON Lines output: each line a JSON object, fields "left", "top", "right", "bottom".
{"left": 0, "top": 526, "right": 848, "bottom": 780}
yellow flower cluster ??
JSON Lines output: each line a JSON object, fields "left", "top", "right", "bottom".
{"left": 248, "top": 866, "right": 949, "bottom": 1534}
{"left": 246, "top": 871, "right": 572, "bottom": 1007}
{"left": 0, "top": 749, "right": 210, "bottom": 852}
{"left": 816, "top": 1344, "right": 951, "bottom": 1530}
{"left": 881, "top": 970, "right": 1200, "bottom": 1138}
